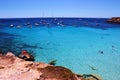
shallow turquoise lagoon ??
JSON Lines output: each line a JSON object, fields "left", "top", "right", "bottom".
{"left": 1, "top": 25, "right": 120, "bottom": 80}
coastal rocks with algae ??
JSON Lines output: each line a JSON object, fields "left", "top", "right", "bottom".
{"left": 0, "top": 52, "right": 102, "bottom": 80}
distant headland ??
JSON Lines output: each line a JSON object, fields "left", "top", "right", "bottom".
{"left": 107, "top": 17, "right": 120, "bottom": 24}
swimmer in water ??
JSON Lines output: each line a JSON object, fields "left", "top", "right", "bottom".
{"left": 98, "top": 50, "right": 103, "bottom": 54}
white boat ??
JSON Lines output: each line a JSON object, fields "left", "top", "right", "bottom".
{"left": 10, "top": 24, "right": 14, "bottom": 27}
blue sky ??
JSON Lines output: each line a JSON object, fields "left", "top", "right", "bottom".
{"left": 0, "top": 0, "right": 120, "bottom": 18}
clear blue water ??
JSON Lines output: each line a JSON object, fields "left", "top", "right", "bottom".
{"left": 0, "top": 18, "right": 120, "bottom": 80}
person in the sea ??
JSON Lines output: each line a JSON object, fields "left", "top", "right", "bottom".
{"left": 98, "top": 50, "right": 103, "bottom": 54}
{"left": 18, "top": 50, "right": 34, "bottom": 61}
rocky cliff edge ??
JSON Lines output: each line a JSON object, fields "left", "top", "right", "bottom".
{"left": 0, "top": 52, "right": 102, "bottom": 80}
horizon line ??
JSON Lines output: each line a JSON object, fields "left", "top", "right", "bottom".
{"left": 0, "top": 16, "right": 111, "bottom": 19}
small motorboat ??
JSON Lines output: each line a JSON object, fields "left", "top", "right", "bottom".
{"left": 18, "top": 50, "right": 35, "bottom": 61}
{"left": 34, "top": 23, "right": 39, "bottom": 26}
{"left": 10, "top": 24, "right": 14, "bottom": 28}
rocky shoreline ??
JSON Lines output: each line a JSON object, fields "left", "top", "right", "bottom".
{"left": 107, "top": 17, "right": 120, "bottom": 24}
{"left": 0, "top": 52, "right": 102, "bottom": 80}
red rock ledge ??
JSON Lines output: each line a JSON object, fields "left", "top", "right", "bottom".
{"left": 107, "top": 17, "right": 120, "bottom": 24}
{"left": 0, "top": 52, "right": 102, "bottom": 80}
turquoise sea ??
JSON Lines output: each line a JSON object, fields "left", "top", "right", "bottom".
{"left": 0, "top": 18, "right": 120, "bottom": 80}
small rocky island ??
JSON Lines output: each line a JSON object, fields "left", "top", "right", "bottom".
{"left": 107, "top": 17, "right": 120, "bottom": 24}
{"left": 0, "top": 52, "right": 102, "bottom": 80}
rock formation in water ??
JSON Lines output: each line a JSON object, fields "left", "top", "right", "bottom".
{"left": 107, "top": 17, "right": 120, "bottom": 24}
{"left": 0, "top": 52, "right": 102, "bottom": 80}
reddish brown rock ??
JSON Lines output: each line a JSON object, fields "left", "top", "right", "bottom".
{"left": 38, "top": 66, "right": 77, "bottom": 80}
{"left": 0, "top": 52, "right": 85, "bottom": 80}
{"left": 0, "top": 52, "right": 102, "bottom": 80}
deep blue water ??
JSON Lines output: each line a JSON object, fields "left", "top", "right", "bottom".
{"left": 0, "top": 18, "right": 120, "bottom": 54}
{"left": 0, "top": 18, "right": 120, "bottom": 80}
{"left": 0, "top": 18, "right": 119, "bottom": 29}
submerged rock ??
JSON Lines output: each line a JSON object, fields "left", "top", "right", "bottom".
{"left": 82, "top": 74, "right": 102, "bottom": 80}
{"left": 107, "top": 17, "right": 120, "bottom": 24}
{"left": 48, "top": 60, "right": 57, "bottom": 65}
